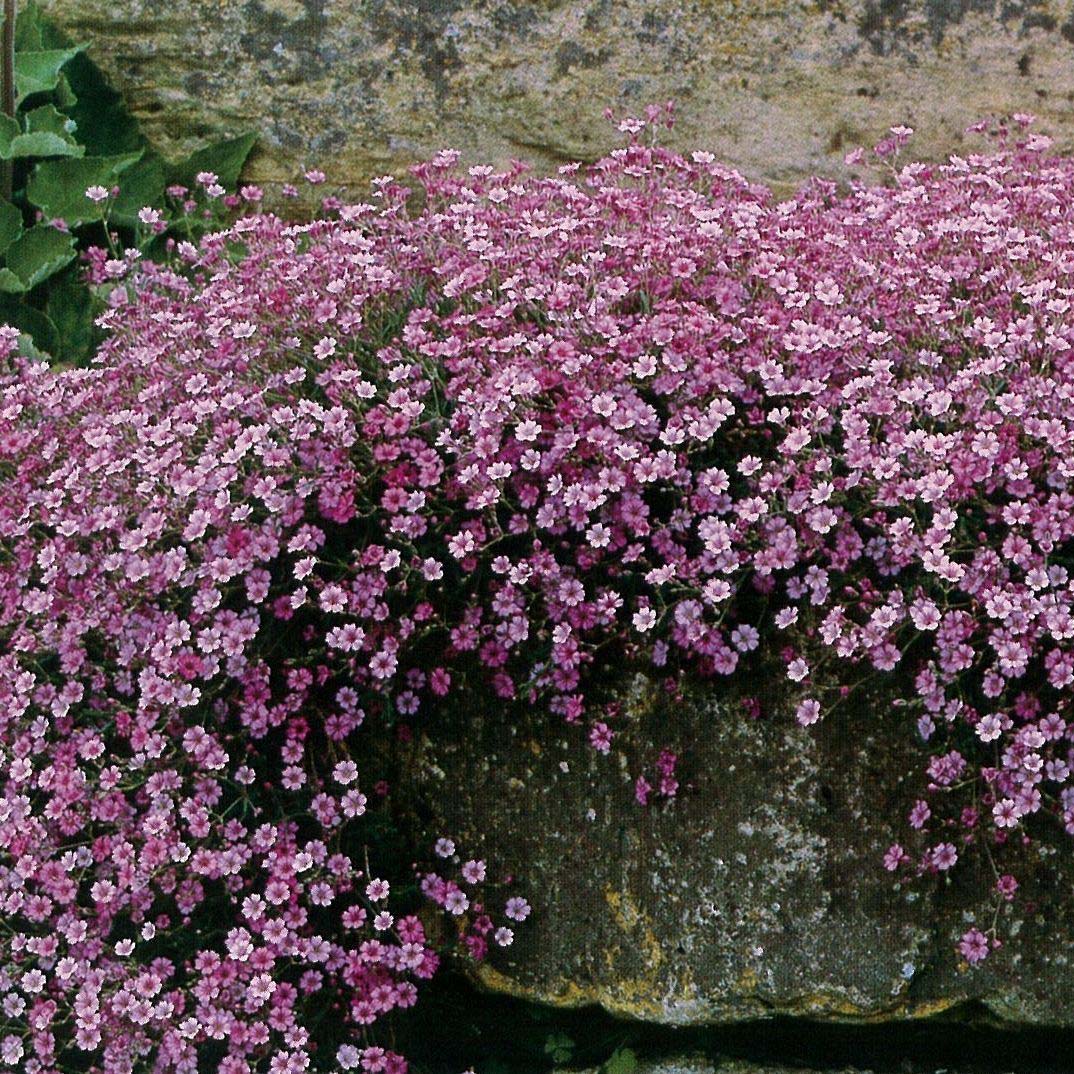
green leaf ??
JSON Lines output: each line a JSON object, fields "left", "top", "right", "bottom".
{"left": 0, "top": 200, "right": 23, "bottom": 255}
{"left": 0, "top": 105, "right": 85, "bottom": 160}
{"left": 25, "top": 104, "right": 77, "bottom": 139}
{"left": 543, "top": 1033, "right": 575, "bottom": 1064}
{"left": 601, "top": 1048, "right": 638, "bottom": 1074}
{"left": 0, "top": 115, "right": 84, "bottom": 158}
{"left": 15, "top": 48, "right": 84, "bottom": 103}
{"left": 52, "top": 72, "right": 78, "bottom": 110}
{"left": 54, "top": 52, "right": 146, "bottom": 156}
{"left": 168, "top": 131, "right": 257, "bottom": 191}
{"left": 5, "top": 225, "right": 76, "bottom": 289}
{"left": 0, "top": 268, "right": 26, "bottom": 293}
{"left": 16, "top": 132, "right": 83, "bottom": 158}
{"left": 16, "top": 329, "right": 52, "bottom": 363}
{"left": 46, "top": 264, "right": 99, "bottom": 365}
{"left": 0, "top": 111, "right": 80, "bottom": 160}
{"left": 0, "top": 298, "right": 59, "bottom": 356}
{"left": 109, "top": 151, "right": 168, "bottom": 229}
{"left": 26, "top": 151, "right": 142, "bottom": 225}
{"left": 0, "top": 115, "right": 17, "bottom": 153}
{"left": 15, "top": 1, "right": 46, "bottom": 51}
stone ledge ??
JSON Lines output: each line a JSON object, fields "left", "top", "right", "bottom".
{"left": 402, "top": 673, "right": 1074, "bottom": 1027}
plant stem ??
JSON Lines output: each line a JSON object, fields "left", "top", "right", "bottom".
{"left": 1, "top": 0, "right": 15, "bottom": 202}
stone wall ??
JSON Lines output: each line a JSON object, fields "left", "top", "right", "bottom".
{"left": 401, "top": 673, "right": 1074, "bottom": 1028}
{"left": 43, "top": 0, "right": 1074, "bottom": 199}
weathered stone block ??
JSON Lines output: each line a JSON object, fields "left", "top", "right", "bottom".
{"left": 405, "top": 673, "right": 1074, "bottom": 1026}
{"left": 42, "top": 0, "right": 1074, "bottom": 199}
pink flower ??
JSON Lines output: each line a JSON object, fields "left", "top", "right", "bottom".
{"left": 993, "top": 799, "right": 1019, "bottom": 829}
{"left": 504, "top": 897, "right": 531, "bottom": 922}
{"left": 333, "top": 760, "right": 359, "bottom": 784}
{"left": 930, "top": 843, "right": 958, "bottom": 871}
{"left": 883, "top": 844, "right": 907, "bottom": 871}
{"left": 10, "top": 116, "right": 1074, "bottom": 1070}
{"left": 365, "top": 879, "right": 390, "bottom": 902}
{"left": 461, "top": 859, "right": 486, "bottom": 884}
{"left": 995, "top": 874, "right": 1018, "bottom": 900}
{"left": 444, "top": 889, "right": 469, "bottom": 915}
{"left": 589, "top": 721, "right": 614, "bottom": 753}
{"left": 958, "top": 928, "right": 990, "bottom": 965}
{"left": 909, "top": 800, "right": 931, "bottom": 830}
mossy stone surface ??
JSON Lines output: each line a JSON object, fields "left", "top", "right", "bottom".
{"left": 403, "top": 672, "right": 1074, "bottom": 1026}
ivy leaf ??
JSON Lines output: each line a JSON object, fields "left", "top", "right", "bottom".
{"left": 26, "top": 151, "right": 143, "bottom": 225}
{"left": 0, "top": 200, "right": 23, "bottom": 256}
{"left": 5, "top": 225, "right": 76, "bottom": 289}
{"left": 168, "top": 131, "right": 257, "bottom": 191}
{"left": 15, "top": 48, "right": 84, "bottom": 103}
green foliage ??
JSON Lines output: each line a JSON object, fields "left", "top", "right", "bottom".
{"left": 601, "top": 1048, "right": 638, "bottom": 1074}
{"left": 26, "top": 150, "right": 141, "bottom": 224}
{"left": 544, "top": 1032, "right": 576, "bottom": 1066}
{"left": 3, "top": 223, "right": 75, "bottom": 289}
{"left": 169, "top": 131, "right": 258, "bottom": 193}
{"left": 0, "top": 1, "right": 257, "bottom": 364}
{"left": 43, "top": 261, "right": 93, "bottom": 356}
{"left": 0, "top": 105, "right": 81, "bottom": 158}
{"left": 0, "top": 197, "right": 20, "bottom": 250}
{"left": 14, "top": 46, "right": 82, "bottom": 101}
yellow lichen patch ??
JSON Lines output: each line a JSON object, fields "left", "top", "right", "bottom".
{"left": 475, "top": 953, "right": 972, "bottom": 1025}
{"left": 469, "top": 888, "right": 695, "bottom": 1022}
{"left": 471, "top": 962, "right": 702, "bottom": 1022}
{"left": 470, "top": 964, "right": 604, "bottom": 1009}
{"left": 604, "top": 888, "right": 664, "bottom": 972}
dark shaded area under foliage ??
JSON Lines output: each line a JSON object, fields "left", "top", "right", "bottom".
{"left": 397, "top": 972, "right": 1074, "bottom": 1073}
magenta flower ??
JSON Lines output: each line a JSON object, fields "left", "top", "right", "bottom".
{"left": 4, "top": 113, "right": 1074, "bottom": 1069}
{"left": 958, "top": 928, "right": 991, "bottom": 965}
{"left": 504, "top": 897, "right": 531, "bottom": 923}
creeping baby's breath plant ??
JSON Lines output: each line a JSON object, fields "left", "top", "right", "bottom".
{"left": 2, "top": 109, "right": 1074, "bottom": 1068}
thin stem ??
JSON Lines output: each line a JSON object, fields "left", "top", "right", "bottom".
{"left": 0, "top": 0, "right": 15, "bottom": 203}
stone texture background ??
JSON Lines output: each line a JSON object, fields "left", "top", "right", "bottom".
{"left": 402, "top": 672, "right": 1074, "bottom": 1027}
{"left": 41, "top": 0, "right": 1074, "bottom": 200}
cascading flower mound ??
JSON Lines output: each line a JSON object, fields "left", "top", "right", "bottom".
{"left": 2, "top": 111, "right": 1074, "bottom": 1069}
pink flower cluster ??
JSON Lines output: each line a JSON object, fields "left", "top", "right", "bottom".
{"left": 3, "top": 111, "right": 1074, "bottom": 1067}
